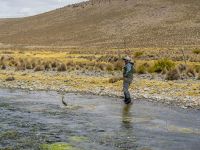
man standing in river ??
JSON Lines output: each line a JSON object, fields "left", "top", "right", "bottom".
{"left": 123, "top": 56, "right": 134, "bottom": 104}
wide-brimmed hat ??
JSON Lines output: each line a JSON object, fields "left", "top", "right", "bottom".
{"left": 123, "top": 56, "right": 131, "bottom": 61}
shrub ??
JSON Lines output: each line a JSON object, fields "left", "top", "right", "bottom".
{"left": 153, "top": 58, "right": 175, "bottom": 73}
{"left": 136, "top": 63, "right": 149, "bottom": 74}
{"left": 165, "top": 68, "right": 180, "bottom": 80}
{"left": 192, "top": 49, "right": 200, "bottom": 54}
{"left": 57, "top": 63, "right": 67, "bottom": 72}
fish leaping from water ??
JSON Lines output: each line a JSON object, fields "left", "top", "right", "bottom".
{"left": 61, "top": 94, "right": 67, "bottom": 106}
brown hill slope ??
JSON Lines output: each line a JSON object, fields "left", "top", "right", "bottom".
{"left": 0, "top": 0, "right": 200, "bottom": 48}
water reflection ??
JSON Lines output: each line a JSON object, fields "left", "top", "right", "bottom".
{"left": 122, "top": 104, "right": 133, "bottom": 129}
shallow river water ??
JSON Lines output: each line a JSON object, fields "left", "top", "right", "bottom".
{"left": 0, "top": 88, "right": 200, "bottom": 150}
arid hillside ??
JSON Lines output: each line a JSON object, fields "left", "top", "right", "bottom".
{"left": 0, "top": 0, "right": 199, "bottom": 48}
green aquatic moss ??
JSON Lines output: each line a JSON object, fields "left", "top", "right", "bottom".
{"left": 69, "top": 136, "right": 88, "bottom": 142}
{"left": 0, "top": 130, "right": 18, "bottom": 140}
{"left": 40, "top": 142, "right": 75, "bottom": 150}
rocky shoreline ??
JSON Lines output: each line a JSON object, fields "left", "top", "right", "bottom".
{"left": 0, "top": 71, "right": 199, "bottom": 110}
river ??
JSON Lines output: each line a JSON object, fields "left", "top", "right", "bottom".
{"left": 0, "top": 88, "right": 200, "bottom": 150}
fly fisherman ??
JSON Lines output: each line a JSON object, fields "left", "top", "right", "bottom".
{"left": 123, "top": 56, "right": 134, "bottom": 104}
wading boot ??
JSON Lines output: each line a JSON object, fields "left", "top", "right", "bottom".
{"left": 124, "top": 98, "right": 132, "bottom": 104}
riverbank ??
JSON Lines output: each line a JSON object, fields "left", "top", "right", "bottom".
{"left": 0, "top": 69, "right": 199, "bottom": 109}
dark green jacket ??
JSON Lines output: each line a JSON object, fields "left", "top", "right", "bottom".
{"left": 123, "top": 62, "right": 134, "bottom": 79}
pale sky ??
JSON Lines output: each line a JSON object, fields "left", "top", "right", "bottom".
{"left": 0, "top": 0, "right": 87, "bottom": 18}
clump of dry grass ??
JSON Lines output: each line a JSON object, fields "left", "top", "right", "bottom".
{"left": 5, "top": 76, "right": 15, "bottom": 81}
{"left": 113, "top": 61, "right": 123, "bottom": 71}
{"left": 165, "top": 68, "right": 180, "bottom": 80}
{"left": 8, "top": 60, "right": 17, "bottom": 67}
{"left": 134, "top": 51, "right": 144, "bottom": 58}
{"left": 44, "top": 62, "right": 52, "bottom": 71}
{"left": 57, "top": 63, "right": 67, "bottom": 71}
{"left": 96, "top": 63, "right": 106, "bottom": 71}
{"left": 178, "top": 64, "right": 187, "bottom": 72}
{"left": 34, "top": 65, "right": 45, "bottom": 71}
{"left": 26, "top": 61, "right": 33, "bottom": 69}
{"left": 97, "top": 55, "right": 119, "bottom": 63}
{"left": 192, "top": 49, "right": 200, "bottom": 54}
{"left": 66, "top": 61, "right": 74, "bottom": 67}
{"left": 15, "top": 62, "right": 24, "bottom": 71}
{"left": 197, "top": 73, "right": 200, "bottom": 80}
{"left": 30, "top": 59, "right": 37, "bottom": 68}
{"left": 1, "top": 63, "right": 6, "bottom": 70}
{"left": 186, "top": 68, "right": 196, "bottom": 77}
{"left": 194, "top": 65, "right": 200, "bottom": 73}
{"left": 51, "top": 61, "right": 58, "bottom": 68}
{"left": 153, "top": 58, "right": 175, "bottom": 73}
{"left": 106, "top": 63, "right": 114, "bottom": 71}
{"left": 75, "top": 65, "right": 80, "bottom": 70}
{"left": 136, "top": 62, "right": 150, "bottom": 74}
{"left": 108, "top": 77, "right": 123, "bottom": 83}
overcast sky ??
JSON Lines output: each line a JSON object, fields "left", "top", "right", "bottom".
{"left": 0, "top": 0, "right": 87, "bottom": 18}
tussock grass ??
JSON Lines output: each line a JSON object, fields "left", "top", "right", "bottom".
{"left": 108, "top": 77, "right": 122, "bottom": 83}
{"left": 34, "top": 65, "right": 45, "bottom": 72}
{"left": 106, "top": 64, "right": 114, "bottom": 71}
{"left": 153, "top": 58, "right": 175, "bottom": 73}
{"left": 44, "top": 62, "right": 52, "bottom": 71}
{"left": 178, "top": 64, "right": 187, "bottom": 72}
{"left": 1, "top": 63, "right": 6, "bottom": 70}
{"left": 165, "top": 68, "right": 180, "bottom": 80}
{"left": 134, "top": 51, "right": 144, "bottom": 58}
{"left": 186, "top": 68, "right": 196, "bottom": 77}
{"left": 197, "top": 73, "right": 200, "bottom": 80}
{"left": 136, "top": 62, "right": 150, "bottom": 74}
{"left": 193, "top": 49, "right": 200, "bottom": 54}
{"left": 57, "top": 63, "right": 67, "bottom": 72}
{"left": 5, "top": 76, "right": 15, "bottom": 81}
{"left": 0, "top": 49, "right": 199, "bottom": 81}
{"left": 113, "top": 61, "right": 123, "bottom": 71}
{"left": 51, "top": 61, "right": 58, "bottom": 68}
{"left": 194, "top": 65, "right": 200, "bottom": 73}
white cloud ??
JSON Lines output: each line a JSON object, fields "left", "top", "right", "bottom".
{"left": 0, "top": 0, "right": 88, "bottom": 18}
